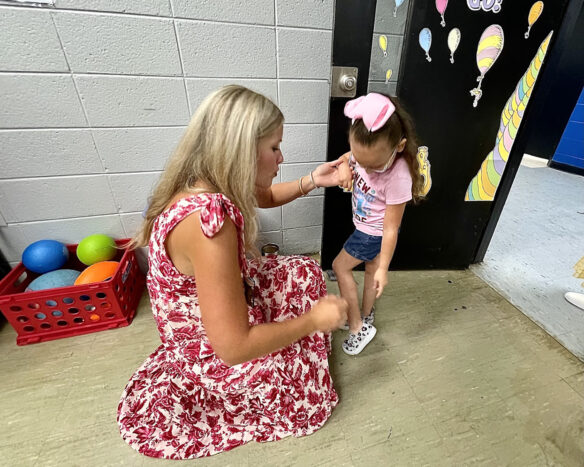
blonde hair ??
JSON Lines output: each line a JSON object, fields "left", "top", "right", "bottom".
{"left": 130, "top": 85, "right": 284, "bottom": 252}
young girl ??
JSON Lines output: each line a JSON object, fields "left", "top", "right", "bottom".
{"left": 333, "top": 92, "right": 424, "bottom": 355}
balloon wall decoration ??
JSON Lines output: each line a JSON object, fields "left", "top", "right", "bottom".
{"left": 436, "top": 0, "right": 449, "bottom": 27}
{"left": 448, "top": 28, "right": 461, "bottom": 63}
{"left": 379, "top": 35, "right": 388, "bottom": 57}
{"left": 393, "top": 0, "right": 405, "bottom": 17}
{"left": 525, "top": 2, "right": 544, "bottom": 38}
{"left": 470, "top": 25, "right": 505, "bottom": 108}
{"left": 419, "top": 28, "right": 432, "bottom": 62}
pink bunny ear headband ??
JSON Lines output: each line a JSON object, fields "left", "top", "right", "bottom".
{"left": 344, "top": 93, "right": 395, "bottom": 132}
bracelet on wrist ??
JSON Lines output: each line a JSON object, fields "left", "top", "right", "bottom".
{"left": 309, "top": 170, "right": 319, "bottom": 189}
{"left": 298, "top": 176, "right": 307, "bottom": 196}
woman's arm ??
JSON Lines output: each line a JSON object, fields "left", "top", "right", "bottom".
{"left": 179, "top": 213, "right": 346, "bottom": 366}
{"left": 256, "top": 158, "right": 349, "bottom": 208}
{"left": 373, "top": 202, "right": 406, "bottom": 298}
{"left": 256, "top": 176, "right": 315, "bottom": 208}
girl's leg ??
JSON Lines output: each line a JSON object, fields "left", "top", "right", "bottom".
{"left": 362, "top": 254, "right": 381, "bottom": 318}
{"left": 332, "top": 249, "right": 363, "bottom": 333}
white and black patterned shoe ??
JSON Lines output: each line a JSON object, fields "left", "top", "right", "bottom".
{"left": 339, "top": 307, "right": 375, "bottom": 331}
{"left": 363, "top": 307, "right": 375, "bottom": 326}
{"left": 342, "top": 323, "right": 377, "bottom": 355}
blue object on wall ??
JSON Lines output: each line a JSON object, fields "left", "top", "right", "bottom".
{"left": 552, "top": 87, "right": 584, "bottom": 173}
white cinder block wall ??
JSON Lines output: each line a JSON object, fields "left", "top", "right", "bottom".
{"left": 0, "top": 0, "right": 334, "bottom": 266}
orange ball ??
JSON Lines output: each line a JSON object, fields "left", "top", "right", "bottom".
{"left": 74, "top": 261, "right": 119, "bottom": 285}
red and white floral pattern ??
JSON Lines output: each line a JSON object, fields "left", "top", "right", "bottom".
{"left": 117, "top": 193, "right": 338, "bottom": 459}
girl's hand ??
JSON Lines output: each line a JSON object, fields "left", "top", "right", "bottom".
{"left": 373, "top": 268, "right": 388, "bottom": 298}
{"left": 337, "top": 160, "right": 354, "bottom": 190}
{"left": 309, "top": 295, "right": 349, "bottom": 332}
{"left": 312, "top": 159, "right": 350, "bottom": 188}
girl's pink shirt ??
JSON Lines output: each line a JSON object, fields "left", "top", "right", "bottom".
{"left": 349, "top": 154, "right": 412, "bottom": 236}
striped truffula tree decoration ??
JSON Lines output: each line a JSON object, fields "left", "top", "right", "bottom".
{"left": 466, "top": 31, "right": 553, "bottom": 202}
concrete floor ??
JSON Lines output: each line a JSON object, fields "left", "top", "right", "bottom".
{"left": 472, "top": 158, "right": 584, "bottom": 361}
{"left": 1, "top": 269, "right": 583, "bottom": 466}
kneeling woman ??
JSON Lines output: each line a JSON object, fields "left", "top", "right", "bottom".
{"left": 117, "top": 85, "right": 348, "bottom": 459}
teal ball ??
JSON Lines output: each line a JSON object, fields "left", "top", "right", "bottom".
{"left": 26, "top": 269, "right": 81, "bottom": 292}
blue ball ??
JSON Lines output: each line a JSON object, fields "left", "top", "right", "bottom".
{"left": 22, "top": 240, "right": 69, "bottom": 274}
{"left": 26, "top": 269, "right": 80, "bottom": 292}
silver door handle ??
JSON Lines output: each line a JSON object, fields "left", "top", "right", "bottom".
{"left": 331, "top": 66, "right": 358, "bottom": 98}
{"left": 340, "top": 74, "right": 357, "bottom": 92}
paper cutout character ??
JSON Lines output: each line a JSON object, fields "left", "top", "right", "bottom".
{"left": 417, "top": 146, "right": 432, "bottom": 196}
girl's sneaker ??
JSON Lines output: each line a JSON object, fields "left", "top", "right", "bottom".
{"left": 363, "top": 307, "right": 375, "bottom": 326}
{"left": 342, "top": 323, "right": 377, "bottom": 355}
{"left": 339, "top": 306, "right": 375, "bottom": 331}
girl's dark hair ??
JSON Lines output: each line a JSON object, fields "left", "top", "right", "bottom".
{"left": 349, "top": 94, "right": 424, "bottom": 203}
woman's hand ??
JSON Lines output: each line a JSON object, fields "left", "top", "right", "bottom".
{"left": 309, "top": 295, "right": 349, "bottom": 332}
{"left": 312, "top": 159, "right": 352, "bottom": 188}
{"left": 373, "top": 268, "right": 388, "bottom": 298}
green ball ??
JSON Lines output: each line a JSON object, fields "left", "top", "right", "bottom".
{"left": 77, "top": 234, "right": 117, "bottom": 266}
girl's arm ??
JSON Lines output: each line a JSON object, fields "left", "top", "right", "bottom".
{"left": 178, "top": 213, "right": 347, "bottom": 366}
{"left": 256, "top": 158, "right": 349, "bottom": 208}
{"left": 373, "top": 202, "right": 406, "bottom": 298}
{"left": 336, "top": 151, "right": 354, "bottom": 190}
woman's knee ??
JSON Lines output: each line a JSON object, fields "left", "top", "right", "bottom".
{"left": 301, "top": 256, "right": 326, "bottom": 288}
{"left": 268, "top": 255, "right": 325, "bottom": 291}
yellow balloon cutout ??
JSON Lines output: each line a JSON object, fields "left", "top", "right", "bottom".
{"left": 525, "top": 2, "right": 544, "bottom": 38}
{"left": 379, "top": 35, "right": 388, "bottom": 57}
{"left": 385, "top": 69, "right": 393, "bottom": 83}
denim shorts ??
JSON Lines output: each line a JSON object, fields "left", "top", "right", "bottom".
{"left": 343, "top": 229, "right": 382, "bottom": 262}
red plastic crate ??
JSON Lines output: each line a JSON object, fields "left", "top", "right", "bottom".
{"left": 0, "top": 239, "right": 146, "bottom": 345}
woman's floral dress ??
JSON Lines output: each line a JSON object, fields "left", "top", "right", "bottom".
{"left": 117, "top": 193, "right": 338, "bottom": 459}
